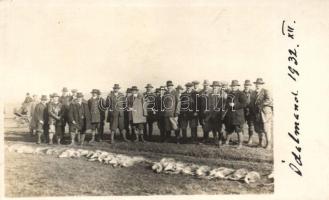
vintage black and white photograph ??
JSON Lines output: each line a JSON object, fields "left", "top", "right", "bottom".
{"left": 1, "top": 0, "right": 329, "bottom": 199}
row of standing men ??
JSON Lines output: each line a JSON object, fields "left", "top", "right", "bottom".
{"left": 27, "top": 78, "right": 273, "bottom": 149}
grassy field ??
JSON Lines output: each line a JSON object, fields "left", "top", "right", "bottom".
{"left": 4, "top": 116, "right": 274, "bottom": 197}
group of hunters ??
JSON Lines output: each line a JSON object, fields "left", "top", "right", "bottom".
{"left": 19, "top": 78, "right": 273, "bottom": 150}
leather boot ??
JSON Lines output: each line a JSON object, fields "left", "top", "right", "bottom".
{"left": 237, "top": 131, "right": 243, "bottom": 149}
{"left": 89, "top": 131, "right": 95, "bottom": 143}
{"left": 225, "top": 133, "right": 232, "bottom": 145}
{"left": 182, "top": 129, "right": 187, "bottom": 143}
{"left": 77, "top": 132, "right": 81, "bottom": 143}
{"left": 134, "top": 131, "right": 139, "bottom": 142}
{"left": 258, "top": 133, "right": 263, "bottom": 147}
{"left": 110, "top": 131, "right": 115, "bottom": 144}
{"left": 247, "top": 130, "right": 254, "bottom": 145}
{"left": 49, "top": 133, "right": 54, "bottom": 145}
{"left": 175, "top": 129, "right": 180, "bottom": 144}
{"left": 80, "top": 134, "right": 85, "bottom": 146}
{"left": 70, "top": 132, "right": 75, "bottom": 146}
{"left": 140, "top": 131, "right": 145, "bottom": 143}
{"left": 36, "top": 131, "right": 42, "bottom": 144}
{"left": 122, "top": 130, "right": 129, "bottom": 142}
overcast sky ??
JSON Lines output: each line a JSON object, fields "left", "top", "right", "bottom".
{"left": 2, "top": 1, "right": 280, "bottom": 103}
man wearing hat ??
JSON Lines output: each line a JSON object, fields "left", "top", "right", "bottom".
{"left": 97, "top": 90, "right": 106, "bottom": 141}
{"left": 59, "top": 87, "right": 71, "bottom": 141}
{"left": 106, "top": 84, "right": 128, "bottom": 143}
{"left": 243, "top": 80, "right": 257, "bottom": 145}
{"left": 33, "top": 95, "right": 48, "bottom": 144}
{"left": 156, "top": 86, "right": 167, "bottom": 141}
{"left": 163, "top": 81, "right": 181, "bottom": 142}
{"left": 70, "top": 89, "right": 78, "bottom": 103}
{"left": 48, "top": 93, "right": 64, "bottom": 145}
{"left": 224, "top": 80, "right": 247, "bottom": 149}
{"left": 68, "top": 92, "right": 92, "bottom": 145}
{"left": 29, "top": 94, "right": 39, "bottom": 136}
{"left": 192, "top": 80, "right": 201, "bottom": 93}
{"left": 124, "top": 88, "right": 133, "bottom": 139}
{"left": 199, "top": 80, "right": 212, "bottom": 141}
{"left": 204, "top": 81, "right": 228, "bottom": 146}
{"left": 127, "top": 86, "right": 148, "bottom": 142}
{"left": 88, "top": 89, "right": 102, "bottom": 143}
{"left": 179, "top": 82, "right": 198, "bottom": 143}
{"left": 143, "top": 84, "right": 156, "bottom": 141}
{"left": 252, "top": 78, "right": 273, "bottom": 150}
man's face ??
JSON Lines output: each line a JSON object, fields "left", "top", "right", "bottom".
{"left": 244, "top": 85, "right": 251, "bottom": 91}
{"left": 231, "top": 85, "right": 239, "bottom": 91}
{"left": 146, "top": 88, "right": 152, "bottom": 93}
{"left": 167, "top": 86, "right": 173, "bottom": 91}
{"left": 186, "top": 86, "right": 192, "bottom": 92}
{"left": 53, "top": 96, "right": 59, "bottom": 102}
{"left": 193, "top": 84, "right": 199, "bottom": 90}
{"left": 204, "top": 85, "right": 210, "bottom": 90}
{"left": 33, "top": 96, "right": 38, "bottom": 101}
{"left": 113, "top": 88, "right": 119, "bottom": 93}
{"left": 92, "top": 93, "right": 97, "bottom": 98}
{"left": 255, "top": 84, "right": 263, "bottom": 90}
{"left": 213, "top": 86, "right": 220, "bottom": 91}
{"left": 132, "top": 90, "right": 138, "bottom": 95}
{"left": 77, "top": 97, "right": 82, "bottom": 103}
{"left": 160, "top": 89, "right": 165, "bottom": 95}
{"left": 72, "top": 92, "right": 77, "bottom": 97}
{"left": 41, "top": 100, "right": 47, "bottom": 104}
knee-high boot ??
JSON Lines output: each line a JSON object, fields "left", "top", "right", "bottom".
{"left": 80, "top": 134, "right": 85, "bottom": 146}
{"left": 36, "top": 131, "right": 42, "bottom": 144}
{"left": 89, "top": 130, "right": 96, "bottom": 143}
{"left": 121, "top": 129, "right": 129, "bottom": 142}
{"left": 49, "top": 133, "right": 54, "bottom": 144}
{"left": 237, "top": 131, "right": 243, "bottom": 149}
{"left": 70, "top": 132, "right": 76, "bottom": 145}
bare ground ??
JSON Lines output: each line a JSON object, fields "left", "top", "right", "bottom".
{"left": 4, "top": 118, "right": 274, "bottom": 196}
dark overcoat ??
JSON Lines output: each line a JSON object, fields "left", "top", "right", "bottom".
{"left": 68, "top": 102, "right": 92, "bottom": 130}
{"left": 224, "top": 90, "right": 247, "bottom": 126}
{"left": 163, "top": 90, "right": 180, "bottom": 117}
{"left": 88, "top": 97, "right": 101, "bottom": 123}
{"left": 106, "top": 92, "right": 126, "bottom": 122}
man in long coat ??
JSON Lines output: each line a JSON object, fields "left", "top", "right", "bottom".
{"left": 204, "top": 81, "right": 228, "bottom": 146}
{"left": 68, "top": 92, "right": 91, "bottom": 145}
{"left": 156, "top": 86, "right": 167, "bottom": 141}
{"left": 143, "top": 84, "right": 157, "bottom": 141}
{"left": 252, "top": 78, "right": 273, "bottom": 149}
{"left": 29, "top": 95, "right": 39, "bottom": 136}
{"left": 88, "top": 89, "right": 102, "bottom": 143}
{"left": 33, "top": 95, "right": 48, "bottom": 144}
{"left": 127, "top": 86, "right": 148, "bottom": 142}
{"left": 180, "top": 82, "right": 198, "bottom": 143}
{"left": 243, "top": 80, "right": 257, "bottom": 145}
{"left": 48, "top": 93, "right": 64, "bottom": 145}
{"left": 199, "top": 80, "right": 212, "bottom": 142}
{"left": 163, "top": 81, "right": 181, "bottom": 142}
{"left": 224, "top": 80, "right": 247, "bottom": 149}
{"left": 59, "top": 87, "right": 71, "bottom": 142}
{"left": 106, "top": 84, "right": 128, "bottom": 143}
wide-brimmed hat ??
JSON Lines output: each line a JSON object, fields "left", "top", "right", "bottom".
{"left": 211, "top": 81, "right": 221, "bottom": 87}
{"left": 131, "top": 86, "right": 139, "bottom": 91}
{"left": 41, "top": 95, "right": 48, "bottom": 101}
{"left": 62, "top": 87, "right": 68, "bottom": 92}
{"left": 113, "top": 84, "right": 121, "bottom": 89}
{"left": 145, "top": 84, "right": 154, "bottom": 89}
{"left": 77, "top": 92, "right": 84, "bottom": 98}
{"left": 91, "top": 89, "right": 100, "bottom": 94}
{"left": 254, "top": 78, "right": 265, "bottom": 85}
{"left": 176, "top": 85, "right": 184, "bottom": 90}
{"left": 192, "top": 80, "right": 200, "bottom": 85}
{"left": 203, "top": 80, "right": 210, "bottom": 86}
{"left": 155, "top": 88, "right": 160, "bottom": 93}
{"left": 244, "top": 80, "right": 252, "bottom": 86}
{"left": 52, "top": 93, "right": 60, "bottom": 97}
{"left": 185, "top": 82, "right": 193, "bottom": 87}
{"left": 71, "top": 89, "right": 78, "bottom": 93}
{"left": 230, "top": 80, "right": 240, "bottom": 87}
{"left": 166, "top": 80, "right": 174, "bottom": 87}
